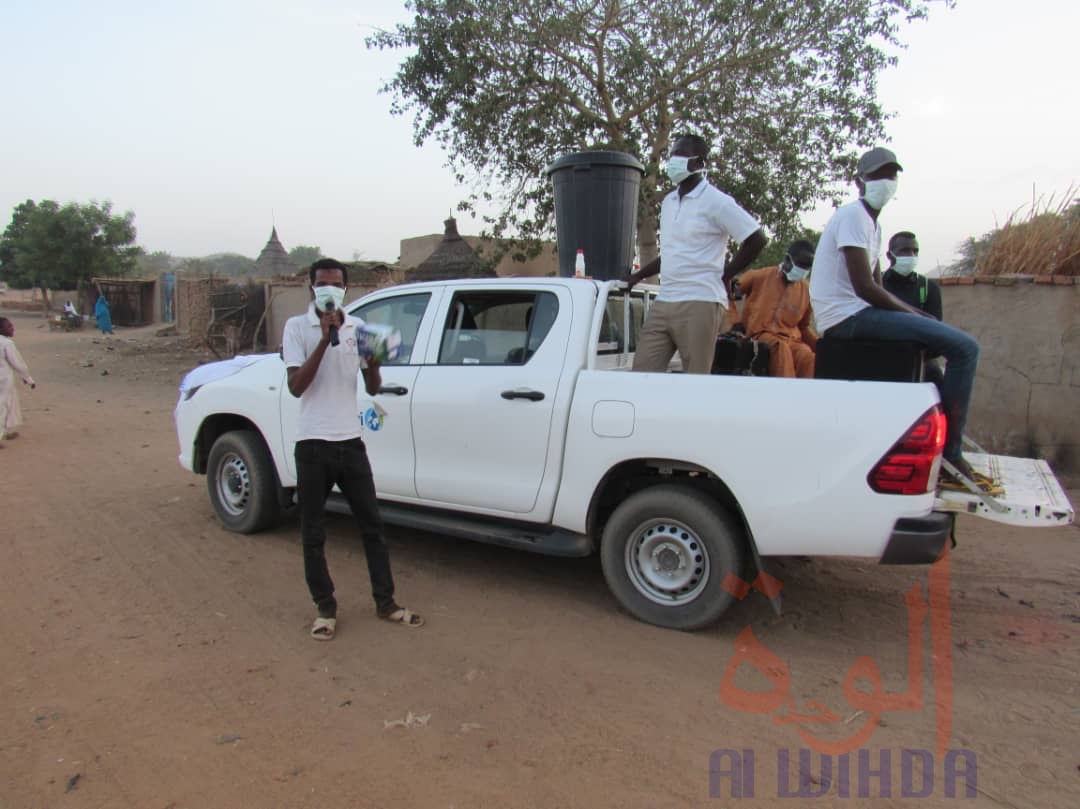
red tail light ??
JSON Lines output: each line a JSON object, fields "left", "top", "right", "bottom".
{"left": 868, "top": 406, "right": 947, "bottom": 495}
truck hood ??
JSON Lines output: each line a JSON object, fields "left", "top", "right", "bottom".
{"left": 178, "top": 353, "right": 280, "bottom": 400}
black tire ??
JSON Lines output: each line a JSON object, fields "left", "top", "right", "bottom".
{"left": 600, "top": 484, "right": 745, "bottom": 630}
{"left": 206, "top": 430, "right": 281, "bottom": 534}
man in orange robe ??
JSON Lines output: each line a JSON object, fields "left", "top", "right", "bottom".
{"left": 731, "top": 240, "right": 818, "bottom": 378}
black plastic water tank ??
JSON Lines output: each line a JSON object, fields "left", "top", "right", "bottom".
{"left": 545, "top": 150, "right": 645, "bottom": 281}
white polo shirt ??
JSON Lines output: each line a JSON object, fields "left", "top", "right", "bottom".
{"left": 282, "top": 304, "right": 369, "bottom": 442}
{"left": 809, "top": 200, "right": 882, "bottom": 333}
{"left": 657, "top": 180, "right": 760, "bottom": 306}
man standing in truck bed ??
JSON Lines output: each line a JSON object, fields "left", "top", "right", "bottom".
{"left": 627, "top": 134, "right": 767, "bottom": 374}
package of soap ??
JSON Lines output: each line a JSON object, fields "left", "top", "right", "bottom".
{"left": 355, "top": 322, "right": 402, "bottom": 363}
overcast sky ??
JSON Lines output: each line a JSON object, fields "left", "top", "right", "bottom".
{"left": 1, "top": 0, "right": 1077, "bottom": 274}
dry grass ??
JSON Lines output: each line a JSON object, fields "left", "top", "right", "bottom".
{"left": 975, "top": 186, "right": 1080, "bottom": 276}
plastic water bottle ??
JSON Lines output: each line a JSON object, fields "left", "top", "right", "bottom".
{"left": 575, "top": 249, "right": 586, "bottom": 278}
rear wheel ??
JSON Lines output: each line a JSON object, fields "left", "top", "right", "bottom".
{"left": 600, "top": 484, "right": 745, "bottom": 630}
{"left": 206, "top": 430, "right": 281, "bottom": 534}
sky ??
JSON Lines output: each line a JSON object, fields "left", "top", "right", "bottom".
{"left": 1, "top": 0, "right": 1078, "bottom": 275}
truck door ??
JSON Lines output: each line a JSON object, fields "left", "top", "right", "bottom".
{"left": 411, "top": 287, "right": 570, "bottom": 514}
{"left": 353, "top": 289, "right": 438, "bottom": 499}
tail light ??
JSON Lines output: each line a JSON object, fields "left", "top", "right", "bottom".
{"left": 868, "top": 405, "right": 946, "bottom": 495}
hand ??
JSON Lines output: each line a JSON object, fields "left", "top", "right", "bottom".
{"left": 318, "top": 309, "right": 344, "bottom": 342}
{"left": 625, "top": 270, "right": 640, "bottom": 290}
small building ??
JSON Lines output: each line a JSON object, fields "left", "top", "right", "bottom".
{"left": 408, "top": 217, "right": 495, "bottom": 282}
{"left": 254, "top": 227, "right": 299, "bottom": 278}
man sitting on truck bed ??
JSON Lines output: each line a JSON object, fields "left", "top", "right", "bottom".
{"left": 808, "top": 147, "right": 995, "bottom": 494}
{"left": 882, "top": 230, "right": 945, "bottom": 395}
{"left": 627, "top": 134, "right": 767, "bottom": 374}
{"left": 730, "top": 239, "right": 818, "bottom": 378}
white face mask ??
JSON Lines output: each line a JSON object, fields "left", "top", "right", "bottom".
{"left": 784, "top": 265, "right": 810, "bottom": 282}
{"left": 862, "top": 178, "right": 898, "bottom": 210}
{"left": 312, "top": 285, "right": 346, "bottom": 313}
{"left": 666, "top": 155, "right": 699, "bottom": 185}
{"left": 892, "top": 256, "right": 919, "bottom": 276}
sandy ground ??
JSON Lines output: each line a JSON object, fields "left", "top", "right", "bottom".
{"left": 1, "top": 308, "right": 1078, "bottom": 809}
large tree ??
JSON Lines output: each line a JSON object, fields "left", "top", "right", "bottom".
{"left": 0, "top": 199, "right": 140, "bottom": 289}
{"left": 369, "top": 0, "right": 950, "bottom": 266}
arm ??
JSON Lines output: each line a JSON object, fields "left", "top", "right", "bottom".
{"left": 361, "top": 357, "right": 382, "bottom": 396}
{"left": 927, "top": 280, "right": 943, "bottom": 321}
{"left": 842, "top": 247, "right": 928, "bottom": 316}
{"left": 627, "top": 256, "right": 660, "bottom": 289}
{"left": 5, "top": 342, "right": 35, "bottom": 387}
{"left": 285, "top": 310, "right": 341, "bottom": 397}
{"left": 722, "top": 229, "right": 768, "bottom": 284}
{"left": 798, "top": 305, "right": 818, "bottom": 351}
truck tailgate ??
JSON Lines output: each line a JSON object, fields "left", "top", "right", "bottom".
{"left": 934, "top": 453, "right": 1075, "bottom": 527}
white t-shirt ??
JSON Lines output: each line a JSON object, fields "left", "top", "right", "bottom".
{"left": 809, "top": 200, "right": 882, "bottom": 333}
{"left": 282, "top": 304, "right": 369, "bottom": 442}
{"left": 657, "top": 179, "right": 760, "bottom": 306}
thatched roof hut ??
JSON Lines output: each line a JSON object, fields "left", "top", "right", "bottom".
{"left": 255, "top": 227, "right": 299, "bottom": 278}
{"left": 410, "top": 217, "right": 495, "bottom": 281}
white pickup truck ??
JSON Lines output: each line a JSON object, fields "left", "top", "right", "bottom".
{"left": 174, "top": 278, "right": 1074, "bottom": 629}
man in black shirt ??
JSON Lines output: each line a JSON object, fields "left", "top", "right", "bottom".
{"left": 882, "top": 231, "right": 944, "bottom": 391}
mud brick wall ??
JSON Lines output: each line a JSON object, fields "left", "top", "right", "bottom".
{"left": 175, "top": 277, "right": 230, "bottom": 337}
{"left": 941, "top": 276, "right": 1080, "bottom": 483}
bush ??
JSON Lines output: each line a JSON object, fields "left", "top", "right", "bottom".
{"left": 945, "top": 188, "right": 1080, "bottom": 277}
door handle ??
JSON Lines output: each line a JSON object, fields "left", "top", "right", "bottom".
{"left": 501, "top": 389, "right": 545, "bottom": 401}
{"left": 379, "top": 384, "right": 409, "bottom": 396}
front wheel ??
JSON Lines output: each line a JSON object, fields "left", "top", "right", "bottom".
{"left": 600, "top": 484, "right": 746, "bottom": 630}
{"left": 206, "top": 430, "right": 281, "bottom": 534}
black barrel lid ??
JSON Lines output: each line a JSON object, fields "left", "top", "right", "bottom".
{"left": 545, "top": 150, "right": 645, "bottom": 177}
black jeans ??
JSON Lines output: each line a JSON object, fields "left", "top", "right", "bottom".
{"left": 295, "top": 438, "right": 395, "bottom": 617}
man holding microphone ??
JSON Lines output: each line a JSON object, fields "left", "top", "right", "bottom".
{"left": 282, "top": 258, "right": 423, "bottom": 640}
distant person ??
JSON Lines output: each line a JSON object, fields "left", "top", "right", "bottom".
{"left": 94, "top": 290, "right": 114, "bottom": 334}
{"left": 282, "top": 258, "right": 423, "bottom": 640}
{"left": 882, "top": 231, "right": 945, "bottom": 392}
{"left": 808, "top": 147, "right": 996, "bottom": 494}
{"left": 62, "top": 299, "right": 81, "bottom": 328}
{"left": 730, "top": 240, "right": 818, "bottom": 378}
{"left": 0, "top": 317, "right": 37, "bottom": 447}
{"left": 627, "top": 133, "right": 767, "bottom": 374}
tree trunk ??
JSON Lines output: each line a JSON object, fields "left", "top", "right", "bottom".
{"left": 637, "top": 207, "right": 659, "bottom": 267}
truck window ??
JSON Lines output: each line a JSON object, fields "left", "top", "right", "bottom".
{"left": 438, "top": 290, "right": 559, "bottom": 365}
{"left": 351, "top": 292, "right": 431, "bottom": 365}
{"left": 597, "top": 289, "right": 650, "bottom": 356}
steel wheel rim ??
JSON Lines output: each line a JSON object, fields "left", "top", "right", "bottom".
{"left": 624, "top": 518, "right": 710, "bottom": 606}
{"left": 216, "top": 452, "right": 251, "bottom": 516}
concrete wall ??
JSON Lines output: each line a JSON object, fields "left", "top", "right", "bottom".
{"left": 941, "top": 276, "right": 1080, "bottom": 482}
{"left": 399, "top": 234, "right": 558, "bottom": 277}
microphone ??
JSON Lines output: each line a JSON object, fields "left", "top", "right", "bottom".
{"left": 325, "top": 300, "right": 340, "bottom": 347}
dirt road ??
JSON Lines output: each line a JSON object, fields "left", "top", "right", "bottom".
{"left": 2, "top": 309, "right": 1078, "bottom": 808}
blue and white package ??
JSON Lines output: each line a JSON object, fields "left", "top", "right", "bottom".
{"left": 355, "top": 322, "right": 403, "bottom": 362}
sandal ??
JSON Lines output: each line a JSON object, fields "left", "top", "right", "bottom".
{"left": 379, "top": 606, "right": 424, "bottom": 628}
{"left": 310, "top": 616, "right": 336, "bottom": 641}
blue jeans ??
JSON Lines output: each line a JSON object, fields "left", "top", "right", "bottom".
{"left": 826, "top": 307, "right": 979, "bottom": 461}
